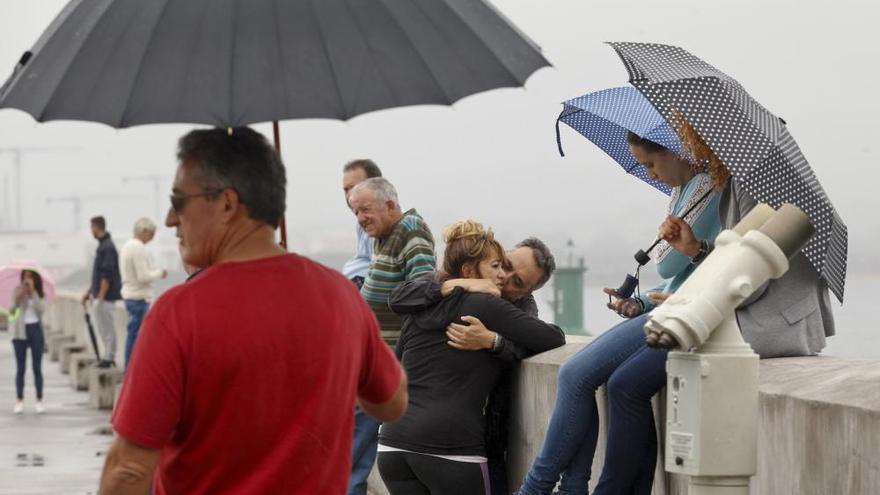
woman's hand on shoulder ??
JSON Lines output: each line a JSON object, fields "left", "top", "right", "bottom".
{"left": 658, "top": 215, "right": 701, "bottom": 257}
{"left": 446, "top": 316, "right": 496, "bottom": 351}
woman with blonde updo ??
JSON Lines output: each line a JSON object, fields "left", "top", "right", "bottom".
{"left": 378, "top": 220, "right": 565, "bottom": 495}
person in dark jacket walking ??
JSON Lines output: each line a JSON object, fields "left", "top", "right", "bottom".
{"left": 378, "top": 220, "right": 565, "bottom": 494}
{"left": 81, "top": 215, "right": 122, "bottom": 368}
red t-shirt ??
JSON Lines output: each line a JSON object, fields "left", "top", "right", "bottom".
{"left": 112, "top": 254, "right": 401, "bottom": 494}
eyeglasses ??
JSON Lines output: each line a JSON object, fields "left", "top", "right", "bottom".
{"left": 169, "top": 188, "right": 225, "bottom": 213}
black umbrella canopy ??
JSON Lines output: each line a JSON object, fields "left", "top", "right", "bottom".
{"left": 0, "top": 0, "right": 549, "bottom": 127}
{"left": 608, "top": 42, "right": 847, "bottom": 302}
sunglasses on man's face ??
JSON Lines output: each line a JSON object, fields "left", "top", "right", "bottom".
{"left": 169, "top": 189, "right": 225, "bottom": 214}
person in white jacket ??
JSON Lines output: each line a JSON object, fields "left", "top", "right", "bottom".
{"left": 120, "top": 217, "right": 167, "bottom": 369}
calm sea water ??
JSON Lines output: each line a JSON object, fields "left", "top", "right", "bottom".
{"left": 535, "top": 273, "right": 879, "bottom": 360}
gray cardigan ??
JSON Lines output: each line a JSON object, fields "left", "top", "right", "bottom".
{"left": 720, "top": 180, "right": 835, "bottom": 358}
{"left": 10, "top": 287, "right": 46, "bottom": 340}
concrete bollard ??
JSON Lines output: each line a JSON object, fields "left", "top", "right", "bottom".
{"left": 89, "top": 367, "right": 124, "bottom": 410}
{"left": 69, "top": 353, "right": 98, "bottom": 390}
{"left": 48, "top": 334, "right": 75, "bottom": 362}
{"left": 43, "top": 329, "right": 64, "bottom": 354}
{"left": 59, "top": 343, "right": 86, "bottom": 374}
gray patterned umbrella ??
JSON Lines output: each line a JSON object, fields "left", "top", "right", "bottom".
{"left": 0, "top": 0, "right": 548, "bottom": 127}
{"left": 608, "top": 42, "right": 847, "bottom": 302}
{"left": 0, "top": 0, "right": 549, "bottom": 247}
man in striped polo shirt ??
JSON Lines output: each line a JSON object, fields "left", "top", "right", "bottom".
{"left": 349, "top": 177, "right": 436, "bottom": 346}
{"left": 347, "top": 176, "right": 435, "bottom": 495}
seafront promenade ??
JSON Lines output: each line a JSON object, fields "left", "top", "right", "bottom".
{"left": 0, "top": 336, "right": 111, "bottom": 494}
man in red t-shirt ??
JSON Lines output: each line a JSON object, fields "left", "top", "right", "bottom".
{"left": 100, "top": 128, "right": 408, "bottom": 495}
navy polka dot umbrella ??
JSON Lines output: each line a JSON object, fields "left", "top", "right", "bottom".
{"left": 609, "top": 42, "right": 847, "bottom": 301}
{"left": 556, "top": 86, "right": 678, "bottom": 195}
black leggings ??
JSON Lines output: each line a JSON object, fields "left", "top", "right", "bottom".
{"left": 378, "top": 451, "right": 489, "bottom": 495}
{"left": 13, "top": 322, "right": 44, "bottom": 400}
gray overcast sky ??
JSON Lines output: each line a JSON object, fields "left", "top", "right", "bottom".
{"left": 1, "top": 0, "right": 878, "bottom": 278}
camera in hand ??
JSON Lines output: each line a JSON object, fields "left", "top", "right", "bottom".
{"left": 615, "top": 273, "right": 639, "bottom": 299}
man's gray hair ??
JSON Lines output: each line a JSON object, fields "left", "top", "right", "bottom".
{"left": 350, "top": 177, "right": 399, "bottom": 207}
{"left": 516, "top": 237, "right": 556, "bottom": 290}
{"left": 133, "top": 217, "right": 157, "bottom": 235}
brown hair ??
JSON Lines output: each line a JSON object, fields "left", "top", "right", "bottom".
{"left": 442, "top": 220, "right": 504, "bottom": 279}
{"left": 675, "top": 117, "right": 731, "bottom": 190}
{"left": 625, "top": 131, "right": 667, "bottom": 153}
{"left": 20, "top": 269, "right": 44, "bottom": 299}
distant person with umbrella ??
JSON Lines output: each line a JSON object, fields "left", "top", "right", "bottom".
{"left": 9, "top": 269, "right": 47, "bottom": 414}
{"left": 119, "top": 217, "right": 167, "bottom": 370}
{"left": 81, "top": 215, "right": 122, "bottom": 369}
{"left": 102, "top": 127, "right": 407, "bottom": 495}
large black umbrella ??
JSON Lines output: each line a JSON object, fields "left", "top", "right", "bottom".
{"left": 0, "top": 0, "right": 549, "bottom": 244}
{"left": 608, "top": 42, "right": 847, "bottom": 302}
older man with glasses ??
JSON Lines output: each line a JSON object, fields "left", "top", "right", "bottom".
{"left": 100, "top": 127, "right": 408, "bottom": 495}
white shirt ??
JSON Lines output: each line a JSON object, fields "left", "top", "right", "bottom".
{"left": 23, "top": 297, "right": 40, "bottom": 324}
{"left": 342, "top": 224, "right": 373, "bottom": 280}
{"left": 120, "top": 237, "right": 163, "bottom": 301}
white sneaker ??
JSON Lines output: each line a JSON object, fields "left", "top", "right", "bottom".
{"left": 13, "top": 401, "right": 24, "bottom": 414}
{"left": 35, "top": 401, "right": 45, "bottom": 414}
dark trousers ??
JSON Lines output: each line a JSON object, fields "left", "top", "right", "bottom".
{"left": 485, "top": 369, "right": 513, "bottom": 495}
{"left": 12, "top": 322, "right": 45, "bottom": 400}
{"left": 378, "top": 451, "right": 490, "bottom": 495}
{"left": 349, "top": 406, "right": 380, "bottom": 495}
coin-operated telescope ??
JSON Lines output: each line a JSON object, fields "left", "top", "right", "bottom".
{"left": 644, "top": 203, "right": 815, "bottom": 495}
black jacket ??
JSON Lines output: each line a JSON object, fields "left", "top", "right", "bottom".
{"left": 90, "top": 233, "right": 122, "bottom": 301}
{"left": 380, "top": 287, "right": 564, "bottom": 457}
{"left": 389, "top": 275, "right": 541, "bottom": 361}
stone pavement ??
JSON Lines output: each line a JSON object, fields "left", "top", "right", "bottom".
{"left": 0, "top": 331, "right": 112, "bottom": 495}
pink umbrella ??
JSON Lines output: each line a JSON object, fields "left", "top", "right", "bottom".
{"left": 0, "top": 259, "right": 56, "bottom": 312}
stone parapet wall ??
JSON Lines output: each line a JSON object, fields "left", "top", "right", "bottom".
{"left": 508, "top": 339, "right": 880, "bottom": 495}
{"left": 48, "top": 290, "right": 126, "bottom": 361}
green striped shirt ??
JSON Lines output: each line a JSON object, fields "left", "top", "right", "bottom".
{"left": 361, "top": 209, "right": 436, "bottom": 345}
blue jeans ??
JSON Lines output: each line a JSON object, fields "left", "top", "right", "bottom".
{"left": 517, "top": 313, "right": 667, "bottom": 495}
{"left": 349, "top": 406, "right": 381, "bottom": 495}
{"left": 13, "top": 322, "right": 45, "bottom": 400}
{"left": 124, "top": 299, "right": 150, "bottom": 369}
